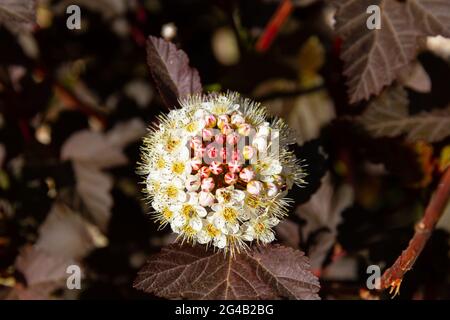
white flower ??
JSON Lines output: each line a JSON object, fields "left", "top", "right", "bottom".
{"left": 257, "top": 158, "right": 283, "bottom": 176}
{"left": 181, "top": 119, "right": 206, "bottom": 136}
{"left": 242, "top": 216, "right": 279, "bottom": 243}
{"left": 211, "top": 204, "right": 242, "bottom": 235}
{"left": 185, "top": 175, "right": 201, "bottom": 191}
{"left": 173, "top": 202, "right": 208, "bottom": 219}
{"left": 252, "top": 136, "right": 268, "bottom": 152}
{"left": 140, "top": 92, "right": 306, "bottom": 254}
{"left": 257, "top": 122, "right": 271, "bottom": 137}
{"left": 198, "top": 191, "right": 215, "bottom": 206}
{"left": 159, "top": 178, "right": 187, "bottom": 203}
{"left": 196, "top": 216, "right": 226, "bottom": 247}
{"left": 215, "top": 186, "right": 245, "bottom": 206}
{"left": 168, "top": 158, "right": 192, "bottom": 178}
{"left": 247, "top": 180, "right": 263, "bottom": 195}
{"left": 157, "top": 130, "right": 188, "bottom": 155}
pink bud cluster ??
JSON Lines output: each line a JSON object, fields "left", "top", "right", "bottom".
{"left": 189, "top": 113, "right": 266, "bottom": 196}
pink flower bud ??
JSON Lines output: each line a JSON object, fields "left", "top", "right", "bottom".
{"left": 185, "top": 175, "right": 200, "bottom": 191}
{"left": 190, "top": 158, "right": 203, "bottom": 171}
{"left": 194, "top": 146, "right": 206, "bottom": 158}
{"left": 217, "top": 115, "right": 230, "bottom": 129}
{"left": 243, "top": 145, "right": 255, "bottom": 160}
{"left": 247, "top": 180, "right": 263, "bottom": 195}
{"left": 224, "top": 172, "right": 238, "bottom": 185}
{"left": 207, "top": 146, "right": 218, "bottom": 159}
{"left": 226, "top": 132, "right": 240, "bottom": 145}
{"left": 214, "top": 134, "right": 225, "bottom": 145}
{"left": 220, "top": 147, "right": 227, "bottom": 162}
{"left": 202, "top": 128, "right": 214, "bottom": 141}
{"left": 199, "top": 166, "right": 211, "bottom": 179}
{"left": 201, "top": 177, "right": 215, "bottom": 191}
{"left": 265, "top": 182, "right": 279, "bottom": 197}
{"left": 231, "top": 149, "right": 241, "bottom": 162}
{"left": 221, "top": 123, "right": 233, "bottom": 135}
{"left": 199, "top": 191, "right": 215, "bottom": 206}
{"left": 209, "top": 161, "right": 223, "bottom": 175}
{"left": 237, "top": 123, "right": 252, "bottom": 136}
{"left": 190, "top": 136, "right": 202, "bottom": 150}
{"left": 231, "top": 113, "right": 245, "bottom": 126}
{"left": 239, "top": 167, "right": 255, "bottom": 182}
{"left": 205, "top": 114, "right": 217, "bottom": 128}
{"left": 228, "top": 160, "right": 242, "bottom": 173}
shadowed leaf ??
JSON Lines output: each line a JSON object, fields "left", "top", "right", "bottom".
{"left": 0, "top": 0, "right": 35, "bottom": 33}
{"left": 332, "top": 0, "right": 450, "bottom": 103}
{"left": 36, "top": 203, "right": 98, "bottom": 260}
{"left": 5, "top": 246, "right": 75, "bottom": 300}
{"left": 60, "top": 119, "right": 146, "bottom": 231}
{"left": 134, "top": 244, "right": 320, "bottom": 300}
{"left": 297, "top": 173, "right": 354, "bottom": 269}
{"left": 275, "top": 220, "right": 300, "bottom": 249}
{"left": 147, "top": 36, "right": 202, "bottom": 108}
{"left": 357, "top": 86, "right": 450, "bottom": 143}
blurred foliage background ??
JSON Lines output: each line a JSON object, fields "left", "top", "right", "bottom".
{"left": 0, "top": 0, "right": 450, "bottom": 300}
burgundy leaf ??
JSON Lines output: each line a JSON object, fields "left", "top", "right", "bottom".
{"left": 356, "top": 86, "right": 450, "bottom": 143}
{"left": 296, "top": 173, "right": 354, "bottom": 269}
{"left": 147, "top": 36, "right": 202, "bottom": 108}
{"left": 134, "top": 244, "right": 320, "bottom": 300}
{"left": 332, "top": 0, "right": 450, "bottom": 103}
{"left": 275, "top": 220, "right": 300, "bottom": 249}
{"left": 6, "top": 246, "right": 75, "bottom": 300}
{"left": 0, "top": 0, "right": 35, "bottom": 33}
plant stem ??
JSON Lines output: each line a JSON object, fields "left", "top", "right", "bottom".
{"left": 53, "top": 82, "right": 107, "bottom": 127}
{"left": 379, "top": 168, "right": 450, "bottom": 294}
{"left": 255, "top": 0, "right": 294, "bottom": 52}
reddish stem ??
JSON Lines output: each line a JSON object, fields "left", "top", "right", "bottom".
{"left": 53, "top": 82, "right": 107, "bottom": 127}
{"left": 255, "top": 0, "right": 294, "bottom": 52}
{"left": 380, "top": 168, "right": 450, "bottom": 293}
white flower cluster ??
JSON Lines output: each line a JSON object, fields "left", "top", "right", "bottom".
{"left": 140, "top": 93, "right": 305, "bottom": 253}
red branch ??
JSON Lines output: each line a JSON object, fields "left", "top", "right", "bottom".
{"left": 255, "top": 0, "right": 293, "bottom": 52}
{"left": 53, "top": 82, "right": 107, "bottom": 127}
{"left": 380, "top": 168, "right": 450, "bottom": 293}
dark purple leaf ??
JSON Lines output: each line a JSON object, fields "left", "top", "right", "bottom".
{"left": 146, "top": 36, "right": 202, "bottom": 108}
{"left": 134, "top": 244, "right": 320, "bottom": 300}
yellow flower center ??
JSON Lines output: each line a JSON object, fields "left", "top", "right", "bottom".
{"left": 172, "top": 162, "right": 186, "bottom": 175}
{"left": 221, "top": 191, "right": 232, "bottom": 203}
{"left": 162, "top": 207, "right": 173, "bottom": 221}
{"left": 206, "top": 224, "right": 219, "bottom": 237}
{"left": 166, "top": 136, "right": 180, "bottom": 152}
{"left": 183, "top": 225, "right": 197, "bottom": 236}
{"left": 185, "top": 122, "right": 197, "bottom": 133}
{"left": 166, "top": 185, "right": 178, "bottom": 199}
{"left": 245, "top": 195, "right": 260, "bottom": 209}
{"left": 222, "top": 207, "right": 237, "bottom": 222}
{"left": 255, "top": 222, "right": 266, "bottom": 234}
{"left": 182, "top": 204, "right": 196, "bottom": 218}
{"left": 156, "top": 157, "right": 166, "bottom": 169}
{"left": 212, "top": 105, "right": 228, "bottom": 114}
